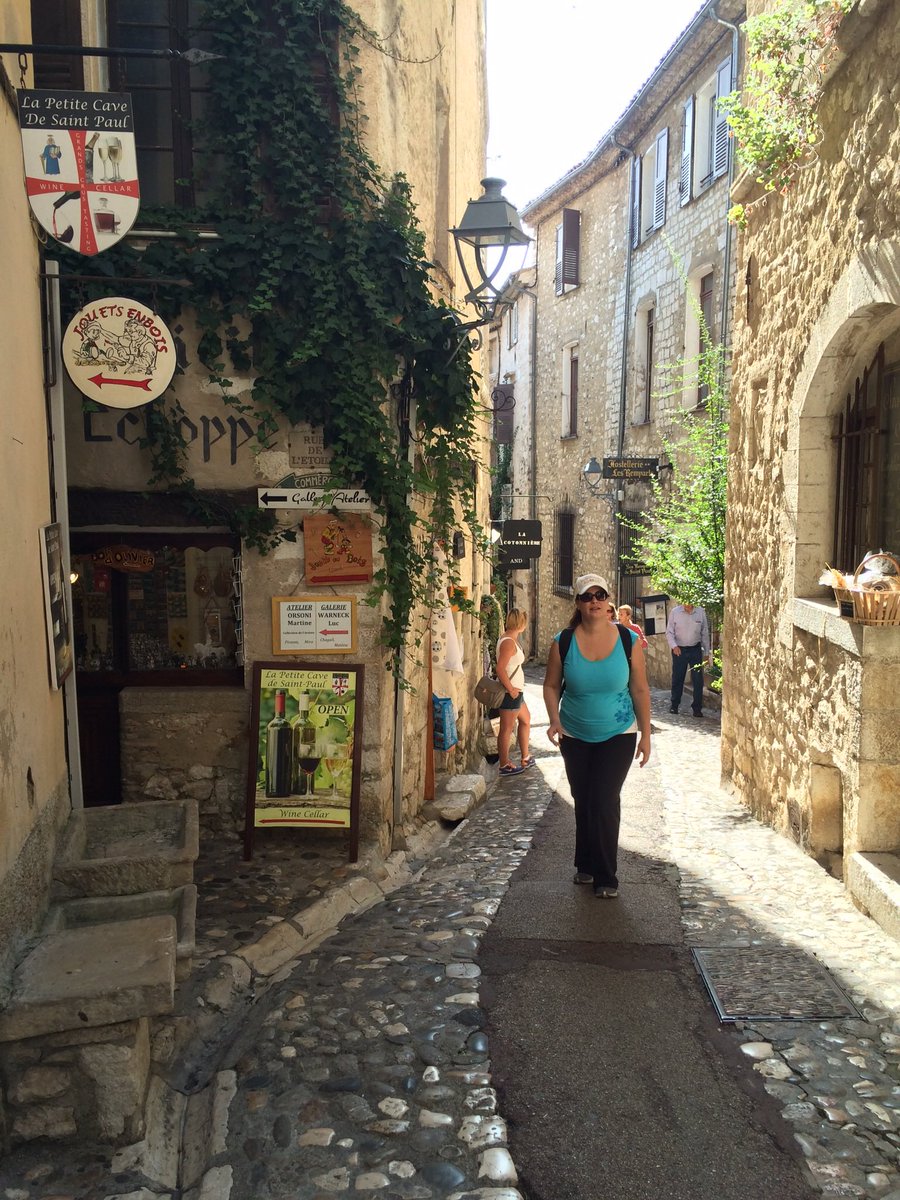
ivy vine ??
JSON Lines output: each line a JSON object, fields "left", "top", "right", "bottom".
{"left": 720, "top": 0, "right": 853, "bottom": 227}
{"left": 59, "top": 0, "right": 486, "bottom": 675}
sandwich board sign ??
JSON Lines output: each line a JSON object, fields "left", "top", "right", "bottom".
{"left": 18, "top": 90, "right": 140, "bottom": 255}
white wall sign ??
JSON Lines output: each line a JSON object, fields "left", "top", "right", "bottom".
{"left": 62, "top": 297, "right": 177, "bottom": 407}
{"left": 271, "top": 596, "right": 357, "bottom": 654}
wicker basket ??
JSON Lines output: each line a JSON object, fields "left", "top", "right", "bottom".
{"left": 848, "top": 552, "right": 900, "bottom": 626}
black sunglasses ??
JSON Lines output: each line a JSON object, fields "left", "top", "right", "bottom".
{"left": 576, "top": 589, "right": 608, "bottom": 602}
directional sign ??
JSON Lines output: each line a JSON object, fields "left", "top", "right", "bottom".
{"left": 500, "top": 519, "right": 542, "bottom": 558}
{"left": 61, "top": 297, "right": 176, "bottom": 407}
{"left": 258, "top": 486, "right": 370, "bottom": 511}
{"left": 602, "top": 457, "right": 659, "bottom": 481}
{"left": 497, "top": 546, "right": 529, "bottom": 572}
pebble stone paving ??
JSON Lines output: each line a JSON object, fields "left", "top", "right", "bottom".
{"left": 1, "top": 674, "right": 899, "bottom": 1199}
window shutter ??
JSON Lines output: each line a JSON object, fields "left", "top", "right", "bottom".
{"left": 630, "top": 155, "right": 642, "bottom": 249}
{"left": 713, "top": 57, "right": 732, "bottom": 179}
{"left": 492, "top": 385, "right": 515, "bottom": 445}
{"left": 680, "top": 96, "right": 694, "bottom": 206}
{"left": 561, "top": 209, "right": 581, "bottom": 288}
{"left": 652, "top": 128, "right": 668, "bottom": 230}
{"left": 555, "top": 225, "right": 564, "bottom": 295}
{"left": 32, "top": 0, "right": 84, "bottom": 88}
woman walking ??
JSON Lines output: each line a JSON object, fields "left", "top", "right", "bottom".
{"left": 542, "top": 574, "right": 651, "bottom": 897}
{"left": 496, "top": 609, "right": 533, "bottom": 777}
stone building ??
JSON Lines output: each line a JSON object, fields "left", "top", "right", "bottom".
{"left": 487, "top": 266, "right": 538, "bottom": 655}
{"left": 0, "top": 0, "right": 492, "bottom": 1150}
{"left": 723, "top": 0, "right": 900, "bottom": 934}
{"left": 519, "top": 0, "right": 742, "bottom": 683}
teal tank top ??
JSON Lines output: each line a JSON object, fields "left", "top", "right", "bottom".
{"left": 555, "top": 628, "right": 637, "bottom": 742}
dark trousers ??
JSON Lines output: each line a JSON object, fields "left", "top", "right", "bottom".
{"left": 671, "top": 643, "right": 704, "bottom": 713}
{"left": 560, "top": 733, "right": 637, "bottom": 889}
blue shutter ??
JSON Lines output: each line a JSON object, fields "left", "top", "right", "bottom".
{"left": 713, "top": 57, "right": 732, "bottom": 179}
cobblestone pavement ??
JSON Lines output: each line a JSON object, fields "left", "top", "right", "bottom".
{"left": 1, "top": 671, "right": 899, "bottom": 1199}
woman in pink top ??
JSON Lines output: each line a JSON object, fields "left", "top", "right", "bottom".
{"left": 617, "top": 605, "right": 648, "bottom": 649}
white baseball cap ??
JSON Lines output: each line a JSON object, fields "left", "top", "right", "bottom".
{"left": 574, "top": 574, "right": 610, "bottom": 596}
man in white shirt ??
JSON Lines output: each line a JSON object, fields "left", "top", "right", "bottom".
{"left": 665, "top": 601, "right": 710, "bottom": 717}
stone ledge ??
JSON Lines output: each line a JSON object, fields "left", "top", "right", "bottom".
{"left": 846, "top": 852, "right": 900, "bottom": 942}
{"left": 793, "top": 597, "right": 900, "bottom": 660}
{"left": 0, "top": 916, "right": 176, "bottom": 1042}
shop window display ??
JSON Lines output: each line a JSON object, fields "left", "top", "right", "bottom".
{"left": 71, "top": 537, "right": 240, "bottom": 681}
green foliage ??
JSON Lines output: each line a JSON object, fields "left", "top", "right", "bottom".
{"left": 59, "top": 0, "right": 484, "bottom": 674}
{"left": 622, "top": 328, "right": 728, "bottom": 631}
{"left": 719, "top": 0, "right": 853, "bottom": 221}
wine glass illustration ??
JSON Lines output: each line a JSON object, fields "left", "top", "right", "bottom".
{"left": 107, "top": 139, "right": 123, "bottom": 181}
{"left": 322, "top": 740, "right": 351, "bottom": 800}
{"left": 295, "top": 748, "right": 320, "bottom": 797}
{"left": 96, "top": 141, "right": 109, "bottom": 181}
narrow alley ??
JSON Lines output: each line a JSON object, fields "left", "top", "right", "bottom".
{"left": 1, "top": 673, "right": 898, "bottom": 1200}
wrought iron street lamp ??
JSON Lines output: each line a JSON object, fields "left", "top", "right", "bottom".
{"left": 450, "top": 177, "right": 530, "bottom": 325}
{"left": 582, "top": 456, "right": 623, "bottom": 508}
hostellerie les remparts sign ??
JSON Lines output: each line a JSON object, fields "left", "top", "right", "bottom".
{"left": 18, "top": 89, "right": 140, "bottom": 255}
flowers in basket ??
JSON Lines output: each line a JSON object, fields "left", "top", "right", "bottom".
{"left": 820, "top": 552, "right": 900, "bottom": 626}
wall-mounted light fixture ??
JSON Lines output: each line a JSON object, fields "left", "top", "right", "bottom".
{"left": 582, "top": 457, "right": 623, "bottom": 509}
{"left": 450, "top": 178, "right": 530, "bottom": 329}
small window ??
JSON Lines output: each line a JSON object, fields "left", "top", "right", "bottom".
{"left": 680, "top": 96, "right": 694, "bottom": 206}
{"left": 643, "top": 309, "right": 655, "bottom": 423}
{"left": 555, "top": 209, "right": 581, "bottom": 295}
{"left": 507, "top": 300, "right": 519, "bottom": 349}
{"left": 562, "top": 345, "right": 579, "bottom": 438}
{"left": 554, "top": 508, "right": 576, "bottom": 595}
{"left": 833, "top": 342, "right": 900, "bottom": 569}
{"left": 698, "top": 272, "right": 714, "bottom": 403}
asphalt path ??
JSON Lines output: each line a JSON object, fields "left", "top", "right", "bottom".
{"left": 478, "top": 679, "right": 817, "bottom": 1200}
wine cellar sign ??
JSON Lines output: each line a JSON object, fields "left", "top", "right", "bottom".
{"left": 18, "top": 90, "right": 140, "bottom": 254}
{"left": 243, "top": 661, "right": 364, "bottom": 862}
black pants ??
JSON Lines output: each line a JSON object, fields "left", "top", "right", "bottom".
{"left": 671, "top": 643, "right": 704, "bottom": 713}
{"left": 560, "top": 732, "right": 637, "bottom": 889}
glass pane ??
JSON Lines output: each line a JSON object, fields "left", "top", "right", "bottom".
{"left": 136, "top": 148, "right": 175, "bottom": 206}
{"left": 116, "top": 0, "right": 169, "bottom": 22}
{"left": 133, "top": 88, "right": 173, "bottom": 148}
{"left": 71, "top": 554, "right": 116, "bottom": 671}
{"left": 126, "top": 544, "right": 237, "bottom": 672}
{"left": 880, "top": 370, "right": 900, "bottom": 552}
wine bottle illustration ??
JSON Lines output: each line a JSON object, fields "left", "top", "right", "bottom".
{"left": 264, "top": 689, "right": 292, "bottom": 797}
{"left": 291, "top": 693, "right": 319, "bottom": 796}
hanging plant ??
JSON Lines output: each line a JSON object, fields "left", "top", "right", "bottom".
{"left": 720, "top": 0, "right": 853, "bottom": 227}
{"left": 58, "top": 0, "right": 485, "bottom": 676}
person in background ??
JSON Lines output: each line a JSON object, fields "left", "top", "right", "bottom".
{"left": 543, "top": 574, "right": 651, "bottom": 898}
{"left": 665, "top": 600, "right": 710, "bottom": 717}
{"left": 606, "top": 602, "right": 618, "bottom": 621}
{"left": 496, "top": 609, "right": 533, "bottom": 776}
{"left": 617, "top": 604, "right": 648, "bottom": 649}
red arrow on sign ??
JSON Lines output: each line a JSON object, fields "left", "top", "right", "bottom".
{"left": 321, "top": 629, "right": 349, "bottom": 636}
{"left": 87, "top": 374, "right": 153, "bottom": 391}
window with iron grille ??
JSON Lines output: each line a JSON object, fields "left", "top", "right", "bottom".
{"left": 562, "top": 347, "right": 579, "bottom": 437}
{"left": 554, "top": 507, "right": 576, "bottom": 595}
{"left": 833, "top": 342, "right": 900, "bottom": 570}
{"left": 105, "top": 0, "right": 214, "bottom": 208}
{"left": 698, "top": 272, "right": 714, "bottom": 404}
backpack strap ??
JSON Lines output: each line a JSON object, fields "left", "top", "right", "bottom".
{"left": 617, "top": 622, "right": 633, "bottom": 666}
{"left": 558, "top": 624, "right": 631, "bottom": 693}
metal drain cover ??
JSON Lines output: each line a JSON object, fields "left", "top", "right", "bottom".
{"left": 691, "top": 946, "right": 862, "bottom": 1022}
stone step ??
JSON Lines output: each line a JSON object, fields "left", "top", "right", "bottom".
{"left": 846, "top": 851, "right": 900, "bottom": 941}
{"left": 0, "top": 914, "right": 176, "bottom": 1043}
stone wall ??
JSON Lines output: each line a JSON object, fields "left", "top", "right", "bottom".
{"left": 723, "top": 0, "right": 900, "bottom": 860}
{"left": 1, "top": 1018, "right": 149, "bottom": 1149}
{"left": 120, "top": 689, "right": 248, "bottom": 839}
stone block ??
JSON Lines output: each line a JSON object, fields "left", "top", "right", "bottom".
{"left": 79, "top": 1019, "right": 150, "bottom": 1140}
{"left": 234, "top": 920, "right": 308, "bottom": 977}
{"left": 53, "top": 800, "right": 199, "bottom": 898}
{"left": 444, "top": 774, "right": 487, "bottom": 801}
{"left": 44, "top": 884, "right": 196, "bottom": 965}
{"left": 12, "top": 1104, "right": 76, "bottom": 1141}
{"left": 855, "top": 762, "right": 900, "bottom": 849}
{"left": 846, "top": 852, "right": 900, "bottom": 941}
{"left": 10, "top": 1065, "right": 70, "bottom": 1103}
{"left": 0, "top": 916, "right": 176, "bottom": 1042}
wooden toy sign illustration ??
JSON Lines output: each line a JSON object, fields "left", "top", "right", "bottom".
{"left": 62, "top": 297, "right": 176, "bottom": 407}
{"left": 18, "top": 90, "right": 140, "bottom": 255}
